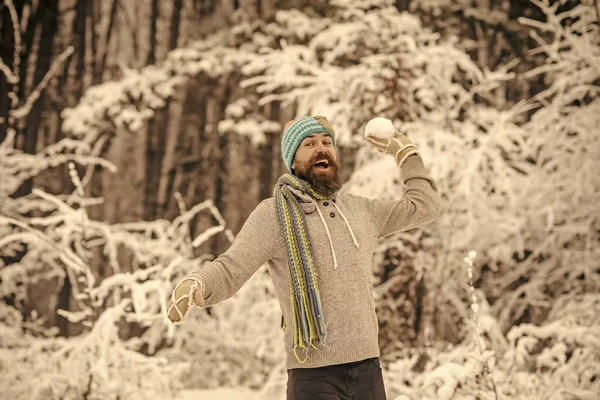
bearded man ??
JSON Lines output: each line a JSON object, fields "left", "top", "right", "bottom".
{"left": 168, "top": 116, "right": 440, "bottom": 399}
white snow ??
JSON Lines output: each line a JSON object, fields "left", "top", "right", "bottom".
{"left": 180, "top": 388, "right": 258, "bottom": 400}
{"left": 364, "top": 117, "right": 396, "bottom": 139}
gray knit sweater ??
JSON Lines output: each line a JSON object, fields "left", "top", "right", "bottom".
{"left": 194, "top": 155, "right": 440, "bottom": 369}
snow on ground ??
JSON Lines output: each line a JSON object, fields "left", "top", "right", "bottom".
{"left": 180, "top": 388, "right": 259, "bottom": 400}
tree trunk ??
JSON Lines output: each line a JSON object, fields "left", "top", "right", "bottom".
{"left": 149, "top": 0, "right": 185, "bottom": 217}
{"left": 74, "top": 0, "right": 87, "bottom": 99}
{"left": 147, "top": 0, "right": 159, "bottom": 64}
{"left": 103, "top": 125, "right": 148, "bottom": 223}
{"left": 16, "top": 1, "right": 59, "bottom": 198}
{"left": 53, "top": 0, "right": 90, "bottom": 337}
{"left": 170, "top": 0, "right": 183, "bottom": 50}
{"left": 156, "top": 91, "right": 185, "bottom": 216}
{"left": 98, "top": 0, "right": 118, "bottom": 81}
{"left": 212, "top": 82, "right": 231, "bottom": 253}
{"left": 57, "top": 275, "right": 72, "bottom": 336}
{"left": 395, "top": 0, "right": 410, "bottom": 11}
{"left": 256, "top": 0, "right": 262, "bottom": 17}
{"left": 143, "top": 119, "right": 158, "bottom": 219}
{"left": 88, "top": 0, "right": 97, "bottom": 85}
{"left": 260, "top": 101, "right": 279, "bottom": 200}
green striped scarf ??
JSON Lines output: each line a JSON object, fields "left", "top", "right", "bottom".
{"left": 274, "top": 173, "right": 329, "bottom": 363}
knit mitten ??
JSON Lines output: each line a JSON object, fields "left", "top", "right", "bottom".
{"left": 364, "top": 117, "right": 419, "bottom": 167}
{"left": 167, "top": 273, "right": 205, "bottom": 324}
{"left": 366, "top": 131, "right": 418, "bottom": 167}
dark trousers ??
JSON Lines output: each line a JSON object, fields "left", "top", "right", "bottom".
{"left": 286, "top": 357, "right": 387, "bottom": 400}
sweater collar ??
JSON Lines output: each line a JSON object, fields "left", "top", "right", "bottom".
{"left": 280, "top": 177, "right": 360, "bottom": 271}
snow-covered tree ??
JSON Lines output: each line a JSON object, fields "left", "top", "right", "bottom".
{"left": 0, "top": 1, "right": 242, "bottom": 397}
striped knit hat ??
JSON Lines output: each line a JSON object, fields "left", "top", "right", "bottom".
{"left": 281, "top": 116, "right": 337, "bottom": 173}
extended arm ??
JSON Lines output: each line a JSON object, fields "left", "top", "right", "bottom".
{"left": 167, "top": 200, "right": 275, "bottom": 323}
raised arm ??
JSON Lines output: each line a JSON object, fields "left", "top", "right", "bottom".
{"left": 167, "top": 199, "right": 276, "bottom": 323}
{"left": 369, "top": 155, "right": 440, "bottom": 238}
{"left": 364, "top": 118, "right": 440, "bottom": 238}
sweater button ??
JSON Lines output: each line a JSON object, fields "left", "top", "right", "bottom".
{"left": 323, "top": 202, "right": 329, "bottom": 206}
{"left": 329, "top": 212, "right": 335, "bottom": 218}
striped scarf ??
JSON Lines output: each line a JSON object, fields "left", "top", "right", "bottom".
{"left": 274, "top": 173, "right": 329, "bottom": 363}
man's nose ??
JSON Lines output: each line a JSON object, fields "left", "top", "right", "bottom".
{"left": 314, "top": 142, "right": 327, "bottom": 152}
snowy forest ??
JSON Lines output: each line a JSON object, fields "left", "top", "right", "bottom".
{"left": 0, "top": 0, "right": 598, "bottom": 398}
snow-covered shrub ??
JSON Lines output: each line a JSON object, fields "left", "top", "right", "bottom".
{"left": 0, "top": 31, "right": 240, "bottom": 393}
{"left": 338, "top": 0, "right": 600, "bottom": 341}
{"left": 381, "top": 292, "right": 600, "bottom": 400}
{"left": 484, "top": 0, "right": 600, "bottom": 330}
{"left": 158, "top": 265, "right": 284, "bottom": 391}
{"left": 0, "top": 172, "right": 237, "bottom": 398}
{"left": 1, "top": 134, "right": 283, "bottom": 397}
{"left": 377, "top": 1, "right": 600, "bottom": 398}
{"left": 0, "top": 301, "right": 186, "bottom": 400}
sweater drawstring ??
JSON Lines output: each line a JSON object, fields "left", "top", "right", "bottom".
{"left": 332, "top": 202, "right": 360, "bottom": 249}
{"left": 315, "top": 206, "right": 338, "bottom": 270}
{"left": 315, "top": 201, "right": 360, "bottom": 270}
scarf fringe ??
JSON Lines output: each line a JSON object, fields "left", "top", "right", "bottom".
{"left": 289, "top": 335, "right": 331, "bottom": 364}
{"left": 276, "top": 174, "right": 329, "bottom": 364}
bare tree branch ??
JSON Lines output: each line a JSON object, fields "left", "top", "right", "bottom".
{"left": 4, "top": 0, "right": 22, "bottom": 119}
{"left": 11, "top": 46, "right": 75, "bottom": 121}
{"left": 0, "top": 57, "right": 18, "bottom": 83}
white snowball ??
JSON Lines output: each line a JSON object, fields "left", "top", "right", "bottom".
{"left": 364, "top": 117, "right": 396, "bottom": 139}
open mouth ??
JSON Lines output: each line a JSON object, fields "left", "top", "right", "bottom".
{"left": 313, "top": 159, "right": 330, "bottom": 170}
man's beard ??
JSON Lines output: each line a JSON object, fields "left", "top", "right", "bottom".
{"left": 294, "top": 152, "right": 342, "bottom": 198}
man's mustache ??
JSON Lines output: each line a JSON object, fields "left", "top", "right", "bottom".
{"left": 311, "top": 152, "right": 336, "bottom": 166}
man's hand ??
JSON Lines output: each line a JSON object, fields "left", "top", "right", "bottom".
{"left": 364, "top": 117, "right": 419, "bottom": 167}
{"left": 167, "top": 274, "right": 205, "bottom": 324}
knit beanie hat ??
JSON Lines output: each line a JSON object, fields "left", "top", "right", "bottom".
{"left": 281, "top": 116, "right": 337, "bottom": 173}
